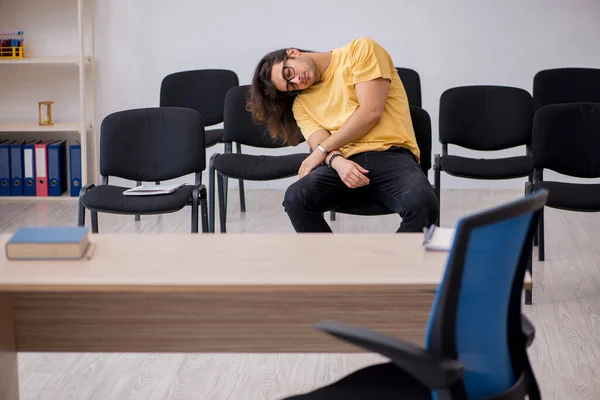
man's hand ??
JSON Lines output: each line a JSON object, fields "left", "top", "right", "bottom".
{"left": 298, "top": 150, "right": 327, "bottom": 179}
{"left": 331, "top": 157, "right": 370, "bottom": 188}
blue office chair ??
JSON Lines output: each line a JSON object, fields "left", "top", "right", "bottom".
{"left": 282, "top": 190, "right": 547, "bottom": 400}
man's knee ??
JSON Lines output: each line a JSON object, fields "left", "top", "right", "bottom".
{"left": 283, "top": 180, "right": 307, "bottom": 214}
{"left": 406, "top": 185, "right": 439, "bottom": 224}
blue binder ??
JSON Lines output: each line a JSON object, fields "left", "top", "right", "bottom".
{"left": 10, "top": 140, "right": 25, "bottom": 196}
{"left": 69, "top": 141, "right": 82, "bottom": 196}
{"left": 0, "top": 139, "right": 11, "bottom": 196}
{"left": 23, "top": 140, "right": 37, "bottom": 196}
{"left": 48, "top": 140, "right": 68, "bottom": 196}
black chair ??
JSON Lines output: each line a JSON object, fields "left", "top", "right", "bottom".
{"left": 329, "top": 106, "right": 432, "bottom": 218}
{"left": 533, "top": 67, "right": 600, "bottom": 113}
{"left": 527, "top": 102, "right": 600, "bottom": 262}
{"left": 396, "top": 67, "right": 422, "bottom": 108}
{"left": 329, "top": 67, "right": 422, "bottom": 222}
{"left": 158, "top": 69, "right": 248, "bottom": 214}
{"left": 78, "top": 107, "right": 208, "bottom": 233}
{"left": 434, "top": 86, "right": 534, "bottom": 225}
{"left": 209, "top": 85, "right": 309, "bottom": 233}
{"left": 280, "top": 190, "right": 548, "bottom": 400}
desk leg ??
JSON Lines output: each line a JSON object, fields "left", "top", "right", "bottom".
{"left": 0, "top": 294, "right": 18, "bottom": 400}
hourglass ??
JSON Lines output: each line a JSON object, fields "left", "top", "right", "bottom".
{"left": 38, "top": 101, "right": 54, "bottom": 126}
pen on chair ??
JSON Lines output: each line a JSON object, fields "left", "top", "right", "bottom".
{"left": 423, "top": 224, "right": 436, "bottom": 244}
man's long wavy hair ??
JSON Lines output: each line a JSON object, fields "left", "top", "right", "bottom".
{"left": 246, "top": 48, "right": 313, "bottom": 146}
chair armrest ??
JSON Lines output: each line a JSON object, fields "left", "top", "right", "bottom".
{"left": 521, "top": 314, "right": 535, "bottom": 348}
{"left": 315, "top": 321, "right": 464, "bottom": 390}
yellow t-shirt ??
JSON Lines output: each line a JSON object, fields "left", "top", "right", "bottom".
{"left": 292, "top": 37, "right": 419, "bottom": 161}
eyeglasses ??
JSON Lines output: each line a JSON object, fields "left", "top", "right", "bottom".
{"left": 282, "top": 54, "right": 300, "bottom": 96}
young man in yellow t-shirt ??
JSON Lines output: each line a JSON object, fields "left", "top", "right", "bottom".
{"left": 247, "top": 37, "right": 438, "bottom": 232}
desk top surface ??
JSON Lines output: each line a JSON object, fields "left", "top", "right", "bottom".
{"left": 0, "top": 233, "right": 447, "bottom": 292}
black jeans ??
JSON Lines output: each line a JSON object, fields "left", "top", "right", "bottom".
{"left": 283, "top": 146, "right": 439, "bottom": 233}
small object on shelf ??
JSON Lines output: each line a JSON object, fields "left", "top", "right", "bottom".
{"left": 0, "top": 30, "right": 25, "bottom": 58}
{"left": 38, "top": 101, "right": 54, "bottom": 126}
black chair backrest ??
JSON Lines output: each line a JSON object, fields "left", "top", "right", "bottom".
{"left": 533, "top": 68, "right": 600, "bottom": 113}
{"left": 532, "top": 102, "right": 600, "bottom": 178}
{"left": 439, "top": 85, "right": 533, "bottom": 151}
{"left": 160, "top": 69, "right": 239, "bottom": 126}
{"left": 223, "top": 85, "right": 303, "bottom": 148}
{"left": 410, "top": 106, "right": 431, "bottom": 174}
{"left": 396, "top": 67, "right": 422, "bottom": 108}
{"left": 100, "top": 107, "right": 205, "bottom": 181}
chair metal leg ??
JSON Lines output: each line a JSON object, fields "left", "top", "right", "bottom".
{"left": 236, "top": 143, "right": 246, "bottom": 212}
{"left": 538, "top": 208, "right": 545, "bottom": 261}
{"left": 78, "top": 199, "right": 86, "bottom": 226}
{"left": 91, "top": 211, "right": 99, "bottom": 233}
{"left": 223, "top": 176, "right": 228, "bottom": 212}
{"left": 217, "top": 173, "right": 227, "bottom": 233}
{"left": 200, "top": 186, "right": 209, "bottom": 234}
{"left": 191, "top": 186, "right": 199, "bottom": 233}
{"left": 527, "top": 176, "right": 538, "bottom": 247}
{"left": 78, "top": 183, "right": 94, "bottom": 227}
{"left": 434, "top": 155, "right": 441, "bottom": 226}
{"left": 330, "top": 211, "right": 336, "bottom": 221}
{"left": 135, "top": 180, "right": 142, "bottom": 221}
{"left": 208, "top": 154, "right": 218, "bottom": 233}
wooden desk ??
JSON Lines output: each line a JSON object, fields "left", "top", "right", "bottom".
{"left": 0, "top": 233, "right": 530, "bottom": 400}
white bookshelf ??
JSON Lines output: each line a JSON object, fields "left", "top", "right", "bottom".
{"left": 0, "top": 0, "right": 96, "bottom": 202}
{"left": 0, "top": 56, "right": 90, "bottom": 65}
{"left": 0, "top": 122, "right": 89, "bottom": 132}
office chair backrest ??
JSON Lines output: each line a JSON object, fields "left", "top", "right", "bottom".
{"left": 439, "top": 86, "right": 533, "bottom": 151}
{"left": 223, "top": 85, "right": 304, "bottom": 148}
{"left": 100, "top": 107, "right": 206, "bottom": 181}
{"left": 396, "top": 67, "right": 422, "bottom": 108}
{"left": 425, "top": 190, "right": 547, "bottom": 399}
{"left": 160, "top": 69, "right": 239, "bottom": 126}
{"left": 533, "top": 68, "right": 600, "bottom": 113}
{"left": 532, "top": 102, "right": 600, "bottom": 178}
{"left": 410, "top": 106, "right": 431, "bottom": 174}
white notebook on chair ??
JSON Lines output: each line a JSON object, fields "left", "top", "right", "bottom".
{"left": 123, "top": 182, "right": 186, "bottom": 196}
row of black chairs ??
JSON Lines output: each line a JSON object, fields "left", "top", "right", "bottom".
{"left": 433, "top": 68, "right": 600, "bottom": 265}
{"left": 77, "top": 68, "right": 600, "bottom": 266}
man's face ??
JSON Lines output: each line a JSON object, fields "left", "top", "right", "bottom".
{"left": 270, "top": 49, "right": 319, "bottom": 94}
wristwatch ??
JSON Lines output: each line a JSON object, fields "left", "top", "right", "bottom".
{"left": 317, "top": 144, "right": 329, "bottom": 155}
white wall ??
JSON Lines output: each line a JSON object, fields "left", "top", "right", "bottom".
{"left": 2, "top": 0, "right": 600, "bottom": 189}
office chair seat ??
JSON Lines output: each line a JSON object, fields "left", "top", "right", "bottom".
{"left": 283, "top": 362, "right": 431, "bottom": 400}
{"left": 206, "top": 128, "right": 224, "bottom": 148}
{"left": 441, "top": 155, "right": 533, "bottom": 179}
{"left": 213, "top": 153, "right": 307, "bottom": 181}
{"left": 81, "top": 184, "right": 196, "bottom": 214}
{"left": 534, "top": 181, "right": 600, "bottom": 211}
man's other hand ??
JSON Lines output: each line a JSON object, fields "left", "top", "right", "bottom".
{"left": 298, "top": 150, "right": 327, "bottom": 179}
{"left": 331, "top": 157, "right": 369, "bottom": 188}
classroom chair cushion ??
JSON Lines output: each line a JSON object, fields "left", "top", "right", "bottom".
{"left": 533, "top": 181, "right": 600, "bottom": 211}
{"left": 441, "top": 155, "right": 533, "bottom": 179}
{"left": 205, "top": 128, "right": 224, "bottom": 148}
{"left": 213, "top": 153, "right": 308, "bottom": 181}
{"left": 81, "top": 185, "right": 195, "bottom": 214}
